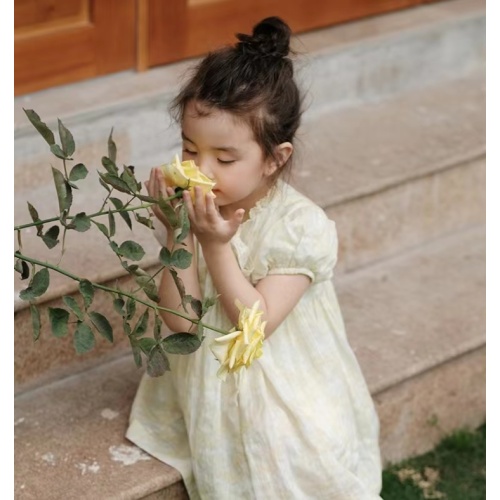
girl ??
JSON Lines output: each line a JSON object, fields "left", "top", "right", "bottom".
{"left": 127, "top": 17, "right": 382, "bottom": 499}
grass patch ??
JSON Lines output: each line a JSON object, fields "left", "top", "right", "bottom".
{"left": 381, "top": 423, "right": 485, "bottom": 499}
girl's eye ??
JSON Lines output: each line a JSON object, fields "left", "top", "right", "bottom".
{"left": 183, "top": 148, "right": 197, "bottom": 155}
{"left": 218, "top": 159, "right": 235, "bottom": 165}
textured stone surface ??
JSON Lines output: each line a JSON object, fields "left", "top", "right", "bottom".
{"left": 14, "top": 224, "right": 485, "bottom": 499}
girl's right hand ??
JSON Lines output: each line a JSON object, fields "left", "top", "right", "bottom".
{"left": 145, "top": 167, "right": 177, "bottom": 229}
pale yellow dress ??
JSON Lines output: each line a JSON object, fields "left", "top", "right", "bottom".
{"left": 126, "top": 180, "right": 382, "bottom": 499}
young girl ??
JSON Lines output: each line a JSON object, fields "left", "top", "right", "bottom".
{"left": 127, "top": 17, "right": 382, "bottom": 499}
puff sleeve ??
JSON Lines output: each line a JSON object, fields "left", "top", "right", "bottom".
{"left": 251, "top": 205, "right": 338, "bottom": 284}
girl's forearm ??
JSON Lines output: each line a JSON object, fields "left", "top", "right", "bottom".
{"left": 201, "top": 242, "right": 267, "bottom": 326}
{"left": 158, "top": 232, "right": 202, "bottom": 332}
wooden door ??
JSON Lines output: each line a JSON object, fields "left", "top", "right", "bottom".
{"left": 141, "top": 0, "right": 442, "bottom": 69}
{"left": 14, "top": 0, "right": 136, "bottom": 95}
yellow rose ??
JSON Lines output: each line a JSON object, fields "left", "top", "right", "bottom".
{"left": 210, "top": 300, "right": 265, "bottom": 381}
{"left": 160, "top": 154, "right": 216, "bottom": 199}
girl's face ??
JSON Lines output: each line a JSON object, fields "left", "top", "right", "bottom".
{"left": 181, "top": 100, "right": 277, "bottom": 215}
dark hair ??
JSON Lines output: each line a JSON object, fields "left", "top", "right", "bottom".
{"left": 171, "top": 16, "right": 303, "bottom": 181}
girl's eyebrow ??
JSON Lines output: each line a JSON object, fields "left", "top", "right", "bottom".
{"left": 181, "top": 131, "right": 238, "bottom": 153}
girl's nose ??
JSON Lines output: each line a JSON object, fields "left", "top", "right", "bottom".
{"left": 199, "top": 158, "right": 214, "bottom": 180}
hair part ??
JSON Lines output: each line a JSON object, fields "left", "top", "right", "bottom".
{"left": 170, "top": 16, "right": 304, "bottom": 182}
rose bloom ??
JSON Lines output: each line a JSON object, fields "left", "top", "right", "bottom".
{"left": 210, "top": 300, "right": 265, "bottom": 381}
{"left": 161, "top": 154, "right": 215, "bottom": 199}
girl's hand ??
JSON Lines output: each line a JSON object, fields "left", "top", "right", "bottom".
{"left": 184, "top": 186, "right": 245, "bottom": 246}
{"left": 145, "top": 167, "right": 180, "bottom": 230}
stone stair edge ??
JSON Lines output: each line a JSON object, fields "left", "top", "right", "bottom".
{"left": 14, "top": 222, "right": 485, "bottom": 499}
{"left": 13, "top": 0, "right": 484, "bottom": 136}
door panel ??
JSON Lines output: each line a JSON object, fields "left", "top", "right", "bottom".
{"left": 14, "top": 0, "right": 136, "bottom": 95}
{"left": 145, "top": 0, "right": 442, "bottom": 68}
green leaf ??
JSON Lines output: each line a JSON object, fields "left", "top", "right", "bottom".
{"left": 69, "top": 163, "right": 88, "bottom": 182}
{"left": 99, "top": 177, "right": 112, "bottom": 193}
{"left": 30, "top": 304, "right": 41, "bottom": 341}
{"left": 146, "top": 346, "right": 170, "bottom": 377}
{"left": 50, "top": 143, "right": 68, "bottom": 160}
{"left": 63, "top": 295, "right": 84, "bottom": 321}
{"left": 170, "top": 269, "right": 187, "bottom": 309}
{"left": 98, "top": 171, "right": 130, "bottom": 193}
{"left": 130, "top": 340, "right": 143, "bottom": 368}
{"left": 134, "top": 213, "right": 153, "bottom": 229}
{"left": 93, "top": 220, "right": 109, "bottom": 238}
{"left": 170, "top": 248, "right": 192, "bottom": 269}
{"left": 175, "top": 204, "right": 190, "bottom": 243}
{"left": 108, "top": 129, "right": 117, "bottom": 163}
{"left": 72, "top": 212, "right": 91, "bottom": 232}
{"left": 41, "top": 225, "right": 60, "bottom": 249}
{"left": 88, "top": 311, "right": 113, "bottom": 343}
{"left": 126, "top": 298, "right": 136, "bottom": 320}
{"left": 73, "top": 322, "right": 95, "bottom": 354}
{"left": 153, "top": 314, "right": 163, "bottom": 342}
{"left": 118, "top": 240, "right": 145, "bottom": 261}
{"left": 202, "top": 295, "right": 218, "bottom": 315}
{"left": 121, "top": 166, "right": 138, "bottom": 193}
{"left": 48, "top": 307, "right": 70, "bottom": 338}
{"left": 113, "top": 298, "right": 125, "bottom": 317}
{"left": 158, "top": 198, "right": 178, "bottom": 228}
{"left": 19, "top": 268, "right": 50, "bottom": 301}
{"left": 110, "top": 197, "right": 132, "bottom": 230}
{"left": 23, "top": 109, "right": 55, "bottom": 145}
{"left": 162, "top": 332, "right": 202, "bottom": 355}
{"left": 159, "top": 247, "right": 172, "bottom": 267}
{"left": 138, "top": 337, "right": 157, "bottom": 354}
{"left": 79, "top": 280, "right": 94, "bottom": 309}
{"left": 27, "top": 202, "right": 43, "bottom": 236}
{"left": 102, "top": 156, "right": 118, "bottom": 176}
{"left": 134, "top": 274, "right": 160, "bottom": 303}
{"left": 136, "top": 193, "right": 157, "bottom": 203}
{"left": 52, "top": 167, "right": 73, "bottom": 212}
{"left": 14, "top": 259, "right": 30, "bottom": 280}
{"left": 108, "top": 210, "right": 116, "bottom": 237}
{"left": 58, "top": 118, "right": 75, "bottom": 157}
{"left": 189, "top": 297, "right": 203, "bottom": 319}
{"left": 132, "top": 310, "right": 149, "bottom": 337}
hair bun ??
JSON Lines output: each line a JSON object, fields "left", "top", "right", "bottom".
{"left": 236, "top": 17, "right": 291, "bottom": 59}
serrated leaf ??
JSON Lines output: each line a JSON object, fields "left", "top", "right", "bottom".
{"left": 73, "top": 322, "right": 95, "bottom": 354}
{"left": 109, "top": 197, "right": 132, "bottom": 230}
{"left": 108, "top": 210, "right": 116, "bottom": 237}
{"left": 41, "top": 225, "right": 60, "bottom": 249}
{"left": 79, "top": 280, "right": 94, "bottom": 310}
{"left": 175, "top": 204, "right": 190, "bottom": 243}
{"left": 72, "top": 212, "right": 91, "bottom": 232}
{"left": 50, "top": 143, "right": 68, "bottom": 160}
{"left": 63, "top": 295, "right": 84, "bottom": 321}
{"left": 170, "top": 248, "right": 192, "bottom": 269}
{"left": 134, "top": 213, "right": 153, "bottom": 229}
{"left": 58, "top": 118, "right": 75, "bottom": 157}
{"left": 19, "top": 268, "right": 50, "bottom": 301}
{"left": 126, "top": 298, "right": 136, "bottom": 320}
{"left": 162, "top": 332, "right": 202, "bottom": 355}
{"left": 138, "top": 337, "right": 157, "bottom": 354}
{"left": 118, "top": 240, "right": 145, "bottom": 261}
{"left": 121, "top": 166, "right": 138, "bottom": 193}
{"left": 132, "top": 310, "right": 149, "bottom": 337}
{"left": 69, "top": 163, "right": 88, "bottom": 182}
{"left": 23, "top": 109, "right": 55, "bottom": 145}
{"left": 98, "top": 171, "right": 130, "bottom": 193}
{"left": 52, "top": 167, "right": 73, "bottom": 212}
{"left": 113, "top": 298, "right": 125, "bottom": 317}
{"left": 93, "top": 220, "right": 109, "bottom": 238}
{"left": 108, "top": 129, "right": 117, "bottom": 163}
{"left": 102, "top": 156, "right": 118, "bottom": 175}
{"left": 27, "top": 202, "right": 43, "bottom": 236}
{"left": 88, "top": 311, "right": 113, "bottom": 342}
{"left": 48, "top": 307, "right": 70, "bottom": 338}
{"left": 146, "top": 346, "right": 170, "bottom": 377}
{"left": 30, "top": 304, "right": 41, "bottom": 341}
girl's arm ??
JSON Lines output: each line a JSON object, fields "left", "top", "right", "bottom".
{"left": 184, "top": 187, "right": 311, "bottom": 336}
{"left": 147, "top": 168, "right": 202, "bottom": 332}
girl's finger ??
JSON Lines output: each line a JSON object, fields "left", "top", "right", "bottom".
{"left": 193, "top": 187, "right": 206, "bottom": 217}
{"left": 205, "top": 193, "right": 219, "bottom": 221}
{"left": 183, "top": 190, "right": 196, "bottom": 221}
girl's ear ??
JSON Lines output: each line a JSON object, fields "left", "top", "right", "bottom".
{"left": 265, "top": 142, "right": 294, "bottom": 176}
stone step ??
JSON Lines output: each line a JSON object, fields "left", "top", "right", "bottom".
{"left": 14, "top": 224, "right": 485, "bottom": 499}
{"left": 14, "top": 67, "right": 485, "bottom": 393}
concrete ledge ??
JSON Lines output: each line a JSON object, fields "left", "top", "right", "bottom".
{"left": 14, "top": 224, "right": 485, "bottom": 499}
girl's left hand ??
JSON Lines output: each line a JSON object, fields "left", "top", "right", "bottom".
{"left": 183, "top": 186, "right": 245, "bottom": 246}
